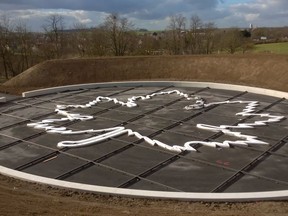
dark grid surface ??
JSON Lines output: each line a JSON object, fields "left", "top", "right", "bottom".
{"left": 0, "top": 85, "right": 288, "bottom": 193}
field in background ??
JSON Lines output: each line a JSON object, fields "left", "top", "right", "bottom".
{"left": 254, "top": 42, "right": 288, "bottom": 54}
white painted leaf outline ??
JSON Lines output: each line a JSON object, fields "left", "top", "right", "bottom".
{"left": 27, "top": 90, "right": 285, "bottom": 153}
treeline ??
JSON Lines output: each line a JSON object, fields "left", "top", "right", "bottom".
{"left": 0, "top": 13, "right": 287, "bottom": 79}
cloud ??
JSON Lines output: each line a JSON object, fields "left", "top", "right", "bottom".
{"left": 230, "top": 0, "right": 288, "bottom": 26}
{"left": 0, "top": 0, "right": 220, "bottom": 12}
{"left": 0, "top": 9, "right": 105, "bottom": 31}
{"left": 0, "top": 0, "right": 222, "bottom": 19}
{"left": 0, "top": 0, "right": 225, "bottom": 30}
{"left": 124, "top": 0, "right": 226, "bottom": 21}
{"left": 0, "top": 0, "right": 287, "bottom": 30}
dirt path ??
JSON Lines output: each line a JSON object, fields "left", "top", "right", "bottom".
{"left": 1, "top": 174, "right": 288, "bottom": 216}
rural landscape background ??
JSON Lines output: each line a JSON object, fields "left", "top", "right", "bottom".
{"left": 1, "top": 12, "right": 288, "bottom": 84}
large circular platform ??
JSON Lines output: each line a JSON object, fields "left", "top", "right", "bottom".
{"left": 0, "top": 81, "right": 288, "bottom": 201}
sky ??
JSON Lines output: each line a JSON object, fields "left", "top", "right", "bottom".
{"left": 0, "top": 0, "right": 287, "bottom": 31}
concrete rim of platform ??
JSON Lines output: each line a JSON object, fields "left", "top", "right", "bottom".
{"left": 0, "top": 97, "right": 6, "bottom": 103}
{"left": 1, "top": 81, "right": 287, "bottom": 201}
{"left": 22, "top": 81, "right": 288, "bottom": 99}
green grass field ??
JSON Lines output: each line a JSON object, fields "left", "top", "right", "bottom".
{"left": 254, "top": 42, "right": 288, "bottom": 54}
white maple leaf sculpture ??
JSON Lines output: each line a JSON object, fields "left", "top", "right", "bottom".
{"left": 27, "top": 90, "right": 285, "bottom": 153}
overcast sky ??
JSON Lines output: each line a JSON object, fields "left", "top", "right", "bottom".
{"left": 0, "top": 0, "right": 287, "bottom": 31}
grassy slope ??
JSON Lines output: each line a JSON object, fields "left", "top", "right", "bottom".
{"left": 2, "top": 54, "right": 288, "bottom": 95}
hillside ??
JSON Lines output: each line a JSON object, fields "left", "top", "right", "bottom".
{"left": 2, "top": 54, "right": 288, "bottom": 94}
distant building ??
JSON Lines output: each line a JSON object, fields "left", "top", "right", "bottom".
{"left": 260, "top": 36, "right": 267, "bottom": 40}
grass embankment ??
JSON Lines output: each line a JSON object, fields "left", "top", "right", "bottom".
{"left": 2, "top": 54, "right": 288, "bottom": 95}
{"left": 254, "top": 42, "right": 288, "bottom": 54}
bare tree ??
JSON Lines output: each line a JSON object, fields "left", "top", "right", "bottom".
{"left": 14, "top": 21, "right": 34, "bottom": 73}
{"left": 167, "top": 14, "right": 186, "bottom": 55}
{"left": 42, "top": 14, "right": 65, "bottom": 59}
{"left": 190, "top": 15, "right": 202, "bottom": 33}
{"left": 240, "top": 30, "right": 254, "bottom": 54}
{"left": 71, "top": 24, "right": 109, "bottom": 57}
{"left": 202, "top": 22, "right": 216, "bottom": 54}
{"left": 89, "top": 27, "right": 110, "bottom": 56}
{"left": 0, "top": 15, "right": 15, "bottom": 79}
{"left": 221, "top": 28, "right": 243, "bottom": 54}
{"left": 188, "top": 15, "right": 203, "bottom": 54}
{"left": 103, "top": 13, "right": 133, "bottom": 56}
{"left": 71, "top": 23, "right": 90, "bottom": 57}
{"left": 135, "top": 33, "right": 163, "bottom": 55}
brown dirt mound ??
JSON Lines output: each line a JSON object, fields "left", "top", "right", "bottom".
{"left": 2, "top": 54, "right": 288, "bottom": 94}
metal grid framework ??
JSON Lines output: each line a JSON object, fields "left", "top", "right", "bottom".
{"left": 0, "top": 84, "right": 288, "bottom": 194}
